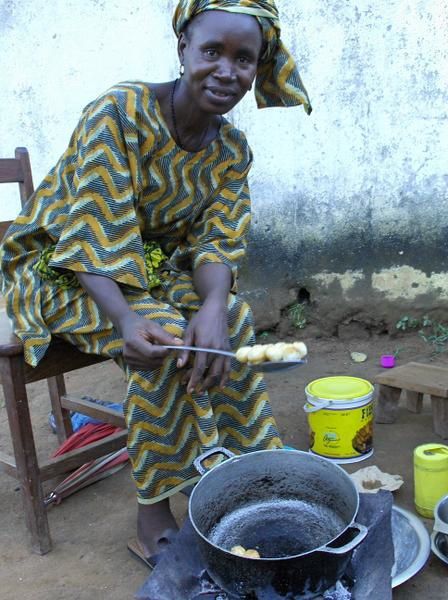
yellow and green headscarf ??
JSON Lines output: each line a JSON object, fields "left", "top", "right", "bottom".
{"left": 172, "top": 0, "right": 312, "bottom": 113}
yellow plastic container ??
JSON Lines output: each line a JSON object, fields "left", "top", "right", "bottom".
{"left": 304, "top": 376, "right": 374, "bottom": 464}
{"left": 414, "top": 444, "right": 448, "bottom": 518}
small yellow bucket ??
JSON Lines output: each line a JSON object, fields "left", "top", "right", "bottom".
{"left": 414, "top": 444, "right": 448, "bottom": 518}
{"left": 304, "top": 376, "right": 374, "bottom": 464}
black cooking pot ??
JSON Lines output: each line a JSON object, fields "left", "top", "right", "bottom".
{"left": 189, "top": 448, "right": 367, "bottom": 599}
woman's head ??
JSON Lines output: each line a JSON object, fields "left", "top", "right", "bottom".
{"left": 173, "top": 0, "right": 312, "bottom": 113}
{"left": 177, "top": 11, "right": 263, "bottom": 115}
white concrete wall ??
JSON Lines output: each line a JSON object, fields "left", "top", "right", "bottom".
{"left": 247, "top": 0, "right": 448, "bottom": 249}
{"left": 0, "top": 0, "right": 179, "bottom": 217}
{"left": 1, "top": 0, "right": 447, "bottom": 314}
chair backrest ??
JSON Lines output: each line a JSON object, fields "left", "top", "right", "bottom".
{"left": 0, "top": 147, "right": 34, "bottom": 240}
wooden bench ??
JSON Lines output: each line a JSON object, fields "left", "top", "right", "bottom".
{"left": 374, "top": 362, "right": 448, "bottom": 438}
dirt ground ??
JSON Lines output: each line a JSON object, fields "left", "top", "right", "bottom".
{"left": 1, "top": 329, "right": 448, "bottom": 600}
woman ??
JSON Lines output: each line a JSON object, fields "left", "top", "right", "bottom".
{"left": 0, "top": 0, "right": 311, "bottom": 566}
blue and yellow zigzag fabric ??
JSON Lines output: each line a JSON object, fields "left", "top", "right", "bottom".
{"left": 0, "top": 81, "right": 283, "bottom": 502}
{"left": 42, "top": 280, "right": 282, "bottom": 502}
{"left": 1, "top": 82, "right": 253, "bottom": 366}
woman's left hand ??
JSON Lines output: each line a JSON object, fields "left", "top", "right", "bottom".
{"left": 177, "top": 298, "right": 231, "bottom": 394}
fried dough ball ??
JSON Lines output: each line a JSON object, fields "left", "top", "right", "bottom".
{"left": 293, "top": 342, "right": 308, "bottom": 358}
{"left": 235, "top": 346, "right": 251, "bottom": 363}
{"left": 281, "top": 343, "right": 301, "bottom": 361}
{"left": 247, "top": 345, "right": 266, "bottom": 364}
{"left": 265, "top": 344, "right": 284, "bottom": 362}
{"left": 244, "top": 549, "right": 261, "bottom": 559}
{"left": 230, "top": 545, "right": 261, "bottom": 559}
{"left": 230, "top": 545, "right": 247, "bottom": 556}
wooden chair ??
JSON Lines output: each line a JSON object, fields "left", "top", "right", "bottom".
{"left": 0, "top": 148, "right": 126, "bottom": 554}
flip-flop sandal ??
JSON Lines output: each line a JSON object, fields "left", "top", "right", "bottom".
{"left": 127, "top": 538, "right": 160, "bottom": 570}
{"left": 127, "top": 529, "right": 179, "bottom": 570}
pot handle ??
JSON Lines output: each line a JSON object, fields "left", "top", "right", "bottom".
{"left": 193, "top": 447, "right": 235, "bottom": 476}
{"left": 321, "top": 522, "right": 368, "bottom": 555}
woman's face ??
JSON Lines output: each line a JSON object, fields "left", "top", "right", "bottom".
{"left": 178, "top": 11, "right": 263, "bottom": 114}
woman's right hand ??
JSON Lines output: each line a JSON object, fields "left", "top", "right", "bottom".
{"left": 118, "top": 312, "right": 184, "bottom": 370}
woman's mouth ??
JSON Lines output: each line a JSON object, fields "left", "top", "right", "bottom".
{"left": 206, "top": 87, "right": 235, "bottom": 102}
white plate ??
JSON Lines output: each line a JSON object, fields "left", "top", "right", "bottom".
{"left": 391, "top": 505, "right": 431, "bottom": 587}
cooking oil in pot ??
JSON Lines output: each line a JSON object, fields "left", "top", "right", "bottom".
{"left": 208, "top": 498, "right": 347, "bottom": 558}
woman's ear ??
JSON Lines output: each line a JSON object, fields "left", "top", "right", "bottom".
{"left": 177, "top": 32, "right": 187, "bottom": 65}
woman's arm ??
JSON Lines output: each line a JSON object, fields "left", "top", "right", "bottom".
{"left": 175, "top": 142, "right": 253, "bottom": 394}
{"left": 76, "top": 272, "right": 183, "bottom": 370}
{"left": 178, "top": 262, "right": 232, "bottom": 394}
{"left": 194, "top": 261, "right": 231, "bottom": 303}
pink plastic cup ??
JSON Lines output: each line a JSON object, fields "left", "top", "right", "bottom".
{"left": 380, "top": 355, "right": 395, "bottom": 368}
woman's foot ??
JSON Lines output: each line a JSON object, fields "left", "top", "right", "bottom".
{"left": 137, "top": 499, "right": 179, "bottom": 558}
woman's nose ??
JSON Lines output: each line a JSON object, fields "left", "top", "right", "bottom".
{"left": 213, "top": 59, "right": 237, "bottom": 81}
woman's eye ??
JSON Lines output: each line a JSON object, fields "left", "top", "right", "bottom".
{"left": 204, "top": 48, "right": 217, "bottom": 57}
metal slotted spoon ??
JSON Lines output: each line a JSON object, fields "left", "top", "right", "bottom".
{"left": 161, "top": 345, "right": 306, "bottom": 373}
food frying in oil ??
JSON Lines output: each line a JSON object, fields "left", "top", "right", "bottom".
{"left": 230, "top": 545, "right": 261, "bottom": 558}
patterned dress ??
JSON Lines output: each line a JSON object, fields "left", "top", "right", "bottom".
{"left": 0, "top": 82, "right": 282, "bottom": 503}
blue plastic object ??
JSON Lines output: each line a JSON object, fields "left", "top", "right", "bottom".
{"left": 48, "top": 398, "right": 124, "bottom": 433}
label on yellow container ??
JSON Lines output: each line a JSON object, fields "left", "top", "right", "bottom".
{"left": 305, "top": 376, "right": 374, "bottom": 462}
